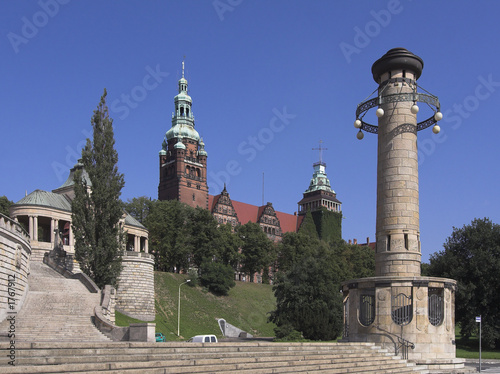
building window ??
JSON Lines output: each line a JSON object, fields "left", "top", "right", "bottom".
{"left": 359, "top": 293, "right": 375, "bottom": 326}
{"left": 428, "top": 288, "right": 444, "bottom": 326}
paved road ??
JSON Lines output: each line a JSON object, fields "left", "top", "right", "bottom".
{"left": 465, "top": 359, "right": 500, "bottom": 373}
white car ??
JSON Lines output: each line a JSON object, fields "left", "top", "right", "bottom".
{"left": 187, "top": 334, "right": 218, "bottom": 343}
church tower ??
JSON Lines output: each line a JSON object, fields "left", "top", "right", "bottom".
{"left": 158, "top": 62, "right": 208, "bottom": 209}
{"left": 298, "top": 142, "right": 341, "bottom": 215}
{"left": 297, "top": 142, "right": 342, "bottom": 241}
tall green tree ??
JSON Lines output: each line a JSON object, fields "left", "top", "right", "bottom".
{"left": 269, "top": 241, "right": 344, "bottom": 341}
{"left": 277, "top": 232, "right": 319, "bottom": 273}
{"left": 199, "top": 260, "right": 236, "bottom": 296}
{"left": 145, "top": 199, "right": 191, "bottom": 272}
{"left": 72, "top": 89, "right": 125, "bottom": 288}
{"left": 237, "top": 222, "right": 274, "bottom": 282}
{"left": 335, "top": 242, "right": 375, "bottom": 280}
{"left": 428, "top": 218, "right": 500, "bottom": 348}
{"left": 188, "top": 207, "right": 220, "bottom": 268}
{"left": 0, "top": 196, "right": 13, "bottom": 217}
{"left": 215, "top": 223, "right": 242, "bottom": 268}
{"left": 123, "top": 196, "right": 154, "bottom": 224}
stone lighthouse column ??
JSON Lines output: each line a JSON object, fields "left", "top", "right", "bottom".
{"left": 343, "top": 49, "right": 466, "bottom": 371}
{"left": 372, "top": 48, "right": 423, "bottom": 277}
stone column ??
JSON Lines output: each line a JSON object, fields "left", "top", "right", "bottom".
{"left": 144, "top": 238, "right": 149, "bottom": 253}
{"left": 50, "top": 219, "right": 55, "bottom": 244}
{"left": 29, "top": 216, "right": 34, "bottom": 240}
{"left": 33, "top": 216, "right": 38, "bottom": 241}
{"left": 373, "top": 48, "right": 423, "bottom": 277}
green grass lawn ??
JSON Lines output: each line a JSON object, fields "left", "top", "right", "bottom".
{"left": 116, "top": 271, "right": 276, "bottom": 341}
{"left": 456, "top": 325, "right": 500, "bottom": 359}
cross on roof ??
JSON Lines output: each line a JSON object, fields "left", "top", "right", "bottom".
{"left": 312, "top": 140, "right": 327, "bottom": 164}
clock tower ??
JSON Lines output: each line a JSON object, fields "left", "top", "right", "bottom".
{"left": 158, "top": 62, "right": 208, "bottom": 208}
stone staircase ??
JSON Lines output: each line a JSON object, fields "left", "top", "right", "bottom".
{"left": 0, "top": 262, "right": 110, "bottom": 342}
{"left": 0, "top": 341, "right": 429, "bottom": 373}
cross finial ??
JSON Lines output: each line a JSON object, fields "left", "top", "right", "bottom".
{"left": 312, "top": 140, "right": 328, "bottom": 164}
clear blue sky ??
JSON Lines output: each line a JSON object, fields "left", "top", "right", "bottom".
{"left": 1, "top": 1, "right": 499, "bottom": 262}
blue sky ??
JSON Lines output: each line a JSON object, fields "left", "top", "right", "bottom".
{"left": 1, "top": 1, "right": 499, "bottom": 262}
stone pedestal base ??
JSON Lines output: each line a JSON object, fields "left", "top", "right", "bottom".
{"left": 342, "top": 276, "right": 457, "bottom": 364}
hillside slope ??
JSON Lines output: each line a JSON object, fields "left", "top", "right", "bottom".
{"left": 144, "top": 271, "right": 277, "bottom": 341}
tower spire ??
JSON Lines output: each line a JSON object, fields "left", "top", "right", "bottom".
{"left": 182, "top": 59, "right": 185, "bottom": 78}
{"left": 312, "top": 140, "right": 328, "bottom": 165}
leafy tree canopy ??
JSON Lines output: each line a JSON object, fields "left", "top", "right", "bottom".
{"left": 0, "top": 196, "right": 13, "bottom": 217}
{"left": 72, "top": 89, "right": 125, "bottom": 288}
{"left": 123, "top": 196, "right": 154, "bottom": 224}
{"left": 237, "top": 222, "right": 275, "bottom": 282}
{"left": 199, "top": 260, "right": 236, "bottom": 296}
{"left": 427, "top": 217, "right": 500, "bottom": 348}
{"left": 270, "top": 240, "right": 344, "bottom": 341}
{"left": 145, "top": 199, "right": 191, "bottom": 273}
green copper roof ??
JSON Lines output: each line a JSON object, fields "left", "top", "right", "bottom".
{"left": 54, "top": 160, "right": 92, "bottom": 191}
{"left": 198, "top": 138, "right": 208, "bottom": 156}
{"left": 14, "top": 189, "right": 72, "bottom": 212}
{"left": 124, "top": 211, "right": 146, "bottom": 229}
{"left": 305, "top": 162, "right": 335, "bottom": 194}
{"left": 167, "top": 123, "right": 200, "bottom": 142}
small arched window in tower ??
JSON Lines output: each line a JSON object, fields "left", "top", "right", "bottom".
{"left": 180, "top": 107, "right": 185, "bottom": 116}
{"left": 186, "top": 107, "right": 190, "bottom": 116}
{"left": 428, "top": 288, "right": 444, "bottom": 326}
{"left": 197, "top": 169, "right": 201, "bottom": 177}
{"left": 359, "top": 290, "right": 375, "bottom": 327}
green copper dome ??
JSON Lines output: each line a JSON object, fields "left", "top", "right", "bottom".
{"left": 174, "top": 136, "right": 186, "bottom": 149}
{"left": 305, "top": 162, "right": 335, "bottom": 194}
{"left": 166, "top": 123, "right": 200, "bottom": 142}
{"left": 198, "top": 138, "right": 208, "bottom": 157}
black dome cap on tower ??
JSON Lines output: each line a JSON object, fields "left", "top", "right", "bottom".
{"left": 371, "top": 48, "right": 424, "bottom": 83}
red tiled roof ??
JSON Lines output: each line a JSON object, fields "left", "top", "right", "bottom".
{"left": 275, "top": 211, "right": 301, "bottom": 233}
{"left": 209, "top": 194, "right": 300, "bottom": 233}
{"left": 208, "top": 194, "right": 218, "bottom": 211}
{"left": 231, "top": 199, "right": 260, "bottom": 225}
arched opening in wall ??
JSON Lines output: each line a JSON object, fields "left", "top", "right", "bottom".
{"left": 186, "top": 108, "right": 189, "bottom": 116}
{"left": 392, "top": 287, "right": 413, "bottom": 326}
{"left": 196, "top": 169, "right": 200, "bottom": 177}
{"left": 359, "top": 290, "right": 375, "bottom": 326}
{"left": 428, "top": 288, "right": 444, "bottom": 326}
{"left": 180, "top": 107, "right": 185, "bottom": 116}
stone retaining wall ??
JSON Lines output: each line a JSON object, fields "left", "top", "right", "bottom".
{"left": 0, "top": 214, "right": 31, "bottom": 323}
{"left": 115, "top": 251, "right": 155, "bottom": 321}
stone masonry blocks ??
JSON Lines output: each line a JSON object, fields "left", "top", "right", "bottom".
{"left": 116, "top": 252, "right": 155, "bottom": 322}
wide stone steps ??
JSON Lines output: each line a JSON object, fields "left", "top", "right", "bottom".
{"left": 0, "top": 342, "right": 428, "bottom": 373}
{"left": 0, "top": 262, "right": 110, "bottom": 343}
